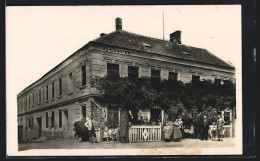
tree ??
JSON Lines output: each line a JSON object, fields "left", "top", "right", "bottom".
{"left": 92, "top": 75, "right": 236, "bottom": 124}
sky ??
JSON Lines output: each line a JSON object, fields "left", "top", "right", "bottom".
{"left": 6, "top": 6, "right": 241, "bottom": 94}
{"left": 6, "top": 5, "right": 242, "bottom": 155}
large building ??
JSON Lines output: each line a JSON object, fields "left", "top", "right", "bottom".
{"left": 17, "top": 18, "right": 235, "bottom": 142}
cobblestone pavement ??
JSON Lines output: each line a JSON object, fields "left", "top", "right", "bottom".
{"left": 19, "top": 138, "right": 236, "bottom": 151}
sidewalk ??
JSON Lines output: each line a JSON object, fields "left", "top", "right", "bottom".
{"left": 18, "top": 138, "right": 236, "bottom": 151}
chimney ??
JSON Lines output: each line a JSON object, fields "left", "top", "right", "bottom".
{"left": 100, "top": 33, "right": 107, "bottom": 37}
{"left": 115, "top": 17, "right": 122, "bottom": 31}
{"left": 170, "top": 30, "right": 181, "bottom": 44}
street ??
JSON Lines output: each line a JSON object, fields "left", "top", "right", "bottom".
{"left": 19, "top": 138, "right": 236, "bottom": 151}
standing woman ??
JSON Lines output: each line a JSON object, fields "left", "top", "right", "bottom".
{"left": 163, "top": 121, "right": 172, "bottom": 142}
{"left": 217, "top": 115, "right": 226, "bottom": 141}
{"left": 173, "top": 118, "right": 182, "bottom": 142}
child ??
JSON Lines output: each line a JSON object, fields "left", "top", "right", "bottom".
{"left": 210, "top": 122, "right": 217, "bottom": 141}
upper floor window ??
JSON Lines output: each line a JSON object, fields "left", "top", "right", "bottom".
{"left": 51, "top": 82, "right": 55, "bottom": 99}
{"left": 68, "top": 73, "right": 73, "bottom": 94}
{"left": 215, "top": 79, "right": 221, "bottom": 85}
{"left": 38, "top": 89, "right": 41, "bottom": 104}
{"left": 59, "top": 78, "right": 63, "bottom": 96}
{"left": 28, "top": 94, "right": 30, "bottom": 107}
{"left": 32, "top": 92, "right": 35, "bottom": 106}
{"left": 107, "top": 63, "right": 119, "bottom": 76}
{"left": 169, "top": 72, "right": 178, "bottom": 80}
{"left": 151, "top": 69, "right": 161, "bottom": 80}
{"left": 81, "top": 65, "right": 86, "bottom": 86}
{"left": 128, "top": 66, "right": 139, "bottom": 79}
{"left": 192, "top": 75, "right": 200, "bottom": 83}
{"left": 224, "top": 80, "right": 232, "bottom": 85}
{"left": 46, "top": 85, "right": 49, "bottom": 101}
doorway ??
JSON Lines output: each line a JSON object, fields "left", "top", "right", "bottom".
{"left": 36, "top": 117, "right": 42, "bottom": 138}
{"left": 18, "top": 126, "right": 23, "bottom": 142}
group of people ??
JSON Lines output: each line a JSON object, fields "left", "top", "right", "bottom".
{"left": 163, "top": 118, "right": 184, "bottom": 142}
{"left": 164, "top": 115, "right": 226, "bottom": 142}
{"left": 203, "top": 115, "right": 226, "bottom": 141}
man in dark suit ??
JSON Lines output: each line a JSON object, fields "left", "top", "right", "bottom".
{"left": 201, "top": 115, "right": 209, "bottom": 141}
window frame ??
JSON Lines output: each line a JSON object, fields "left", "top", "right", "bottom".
{"left": 81, "top": 65, "right": 87, "bottom": 86}
{"left": 107, "top": 63, "right": 119, "bottom": 76}
{"left": 151, "top": 69, "right": 161, "bottom": 80}
{"left": 128, "top": 66, "right": 139, "bottom": 79}
{"left": 58, "top": 78, "right": 63, "bottom": 96}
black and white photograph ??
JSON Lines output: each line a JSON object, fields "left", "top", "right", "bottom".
{"left": 6, "top": 5, "right": 242, "bottom": 156}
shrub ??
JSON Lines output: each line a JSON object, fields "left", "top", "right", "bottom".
{"left": 73, "top": 120, "right": 89, "bottom": 141}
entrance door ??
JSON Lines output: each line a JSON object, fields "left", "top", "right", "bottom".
{"left": 18, "top": 126, "right": 23, "bottom": 142}
{"left": 36, "top": 117, "right": 42, "bottom": 138}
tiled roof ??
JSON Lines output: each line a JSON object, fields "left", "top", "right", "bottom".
{"left": 93, "top": 30, "right": 234, "bottom": 69}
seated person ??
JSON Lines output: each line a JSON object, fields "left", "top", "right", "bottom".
{"left": 111, "top": 126, "right": 118, "bottom": 141}
{"left": 209, "top": 122, "right": 217, "bottom": 140}
{"left": 102, "top": 122, "right": 110, "bottom": 141}
{"left": 184, "top": 124, "right": 195, "bottom": 138}
{"left": 108, "top": 125, "right": 115, "bottom": 141}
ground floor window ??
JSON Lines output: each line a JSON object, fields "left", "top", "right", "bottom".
{"left": 51, "top": 111, "right": 54, "bottom": 128}
{"left": 59, "top": 110, "right": 62, "bottom": 128}
{"left": 81, "top": 105, "right": 86, "bottom": 121}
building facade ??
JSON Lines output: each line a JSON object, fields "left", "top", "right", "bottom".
{"left": 17, "top": 18, "right": 235, "bottom": 142}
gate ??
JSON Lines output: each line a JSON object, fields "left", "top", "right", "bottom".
{"left": 128, "top": 125, "right": 161, "bottom": 142}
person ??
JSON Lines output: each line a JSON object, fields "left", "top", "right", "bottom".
{"left": 163, "top": 121, "right": 172, "bottom": 142}
{"left": 85, "top": 116, "right": 96, "bottom": 143}
{"left": 172, "top": 118, "right": 182, "bottom": 142}
{"left": 178, "top": 117, "right": 184, "bottom": 138}
{"left": 201, "top": 115, "right": 209, "bottom": 141}
{"left": 217, "top": 115, "right": 226, "bottom": 141}
{"left": 102, "top": 122, "right": 110, "bottom": 141}
{"left": 209, "top": 122, "right": 217, "bottom": 140}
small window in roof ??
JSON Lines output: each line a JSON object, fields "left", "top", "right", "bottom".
{"left": 142, "top": 43, "right": 151, "bottom": 47}
{"left": 182, "top": 51, "right": 190, "bottom": 55}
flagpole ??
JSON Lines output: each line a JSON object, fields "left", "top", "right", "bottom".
{"left": 163, "top": 11, "right": 165, "bottom": 40}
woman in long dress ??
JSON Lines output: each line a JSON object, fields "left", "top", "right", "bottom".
{"left": 163, "top": 121, "right": 172, "bottom": 142}
{"left": 172, "top": 118, "right": 182, "bottom": 142}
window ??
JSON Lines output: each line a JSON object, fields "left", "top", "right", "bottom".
{"left": 59, "top": 78, "right": 63, "bottom": 96}
{"left": 28, "top": 95, "right": 30, "bottom": 107}
{"left": 51, "top": 111, "right": 54, "bottom": 128}
{"left": 107, "top": 63, "right": 119, "bottom": 76}
{"left": 51, "top": 82, "right": 55, "bottom": 99}
{"left": 81, "top": 106, "right": 86, "bottom": 121}
{"left": 46, "top": 85, "right": 49, "bottom": 101}
{"left": 29, "top": 117, "right": 34, "bottom": 129}
{"left": 81, "top": 65, "right": 86, "bottom": 86}
{"left": 169, "top": 72, "right": 178, "bottom": 80}
{"left": 38, "top": 89, "right": 41, "bottom": 104}
{"left": 192, "top": 75, "right": 200, "bottom": 83}
{"left": 128, "top": 66, "right": 139, "bottom": 79}
{"left": 32, "top": 92, "right": 35, "bottom": 106}
{"left": 20, "top": 102, "right": 22, "bottom": 111}
{"left": 151, "top": 69, "right": 161, "bottom": 79}
{"left": 20, "top": 118, "right": 22, "bottom": 122}
{"left": 46, "top": 112, "right": 48, "bottom": 128}
{"left": 215, "top": 79, "right": 221, "bottom": 85}
{"left": 59, "top": 110, "right": 62, "bottom": 128}
{"left": 224, "top": 80, "right": 232, "bottom": 85}
{"left": 68, "top": 73, "right": 73, "bottom": 93}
